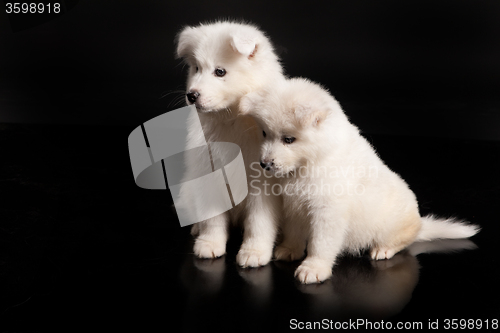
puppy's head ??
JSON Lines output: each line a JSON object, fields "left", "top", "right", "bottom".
{"left": 175, "top": 21, "right": 282, "bottom": 113}
{"left": 240, "top": 78, "right": 341, "bottom": 175}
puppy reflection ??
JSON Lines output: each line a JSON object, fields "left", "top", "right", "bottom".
{"left": 237, "top": 265, "right": 273, "bottom": 309}
{"left": 180, "top": 238, "right": 476, "bottom": 321}
{"left": 178, "top": 253, "right": 228, "bottom": 332}
{"left": 180, "top": 252, "right": 273, "bottom": 307}
{"left": 179, "top": 254, "right": 226, "bottom": 295}
{"left": 288, "top": 239, "right": 477, "bottom": 319}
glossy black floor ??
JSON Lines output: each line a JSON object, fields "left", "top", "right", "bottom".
{"left": 0, "top": 124, "right": 498, "bottom": 332}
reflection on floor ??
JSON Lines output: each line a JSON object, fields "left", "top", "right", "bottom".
{"left": 180, "top": 238, "right": 477, "bottom": 331}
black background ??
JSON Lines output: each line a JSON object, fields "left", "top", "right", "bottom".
{"left": 1, "top": 0, "right": 500, "bottom": 138}
{"left": 1, "top": 1, "right": 499, "bottom": 332}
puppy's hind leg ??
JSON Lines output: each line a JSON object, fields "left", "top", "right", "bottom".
{"left": 370, "top": 212, "right": 421, "bottom": 260}
{"left": 193, "top": 212, "right": 229, "bottom": 259}
{"left": 370, "top": 247, "right": 399, "bottom": 261}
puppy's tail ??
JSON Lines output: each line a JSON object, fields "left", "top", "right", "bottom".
{"left": 416, "top": 215, "right": 480, "bottom": 241}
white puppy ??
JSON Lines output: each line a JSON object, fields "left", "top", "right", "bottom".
{"left": 175, "top": 21, "right": 284, "bottom": 267}
{"left": 240, "top": 78, "right": 480, "bottom": 283}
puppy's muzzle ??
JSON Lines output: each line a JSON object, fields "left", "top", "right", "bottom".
{"left": 186, "top": 91, "right": 200, "bottom": 104}
{"left": 260, "top": 159, "right": 274, "bottom": 171}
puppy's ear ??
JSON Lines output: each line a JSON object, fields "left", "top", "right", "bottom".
{"left": 239, "top": 91, "right": 264, "bottom": 115}
{"left": 295, "top": 104, "right": 329, "bottom": 127}
{"left": 176, "top": 26, "right": 196, "bottom": 59}
{"left": 230, "top": 33, "right": 258, "bottom": 58}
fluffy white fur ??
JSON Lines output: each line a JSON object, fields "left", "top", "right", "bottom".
{"left": 176, "top": 21, "right": 284, "bottom": 267}
{"left": 240, "top": 78, "right": 480, "bottom": 284}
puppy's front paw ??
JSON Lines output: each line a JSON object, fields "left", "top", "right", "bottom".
{"left": 193, "top": 238, "right": 226, "bottom": 259}
{"left": 237, "top": 247, "right": 272, "bottom": 268}
{"left": 274, "top": 244, "right": 305, "bottom": 262}
{"left": 295, "top": 258, "right": 332, "bottom": 284}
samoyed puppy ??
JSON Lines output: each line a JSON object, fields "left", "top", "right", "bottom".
{"left": 175, "top": 21, "right": 285, "bottom": 267}
{"left": 240, "top": 78, "right": 480, "bottom": 283}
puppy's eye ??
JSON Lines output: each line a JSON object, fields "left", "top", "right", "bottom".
{"left": 283, "top": 137, "right": 296, "bottom": 144}
{"left": 195, "top": 66, "right": 199, "bottom": 72}
{"left": 263, "top": 130, "right": 266, "bottom": 138}
{"left": 214, "top": 68, "right": 226, "bottom": 77}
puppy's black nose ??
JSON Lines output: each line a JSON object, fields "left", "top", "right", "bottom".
{"left": 260, "top": 160, "right": 273, "bottom": 170}
{"left": 186, "top": 91, "right": 200, "bottom": 103}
